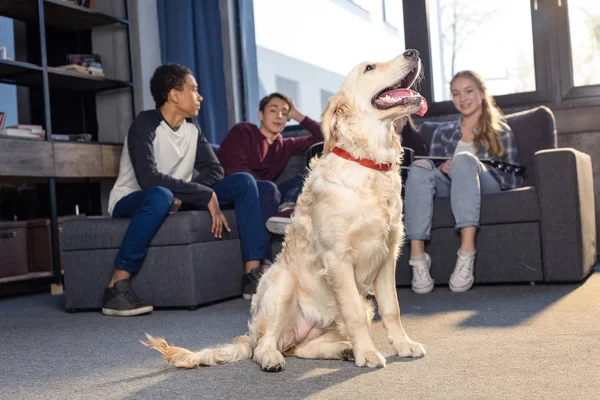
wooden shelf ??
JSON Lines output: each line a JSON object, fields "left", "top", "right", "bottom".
{"left": 0, "top": 138, "right": 55, "bottom": 177}
{"left": 0, "top": 138, "right": 122, "bottom": 178}
{"left": 48, "top": 67, "right": 132, "bottom": 92}
{"left": 0, "top": 271, "right": 53, "bottom": 284}
{"left": 0, "top": 0, "right": 128, "bottom": 30}
{"left": 0, "top": 59, "right": 42, "bottom": 86}
{"left": 0, "top": 60, "right": 132, "bottom": 91}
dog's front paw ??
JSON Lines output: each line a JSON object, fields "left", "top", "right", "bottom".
{"left": 353, "top": 348, "right": 386, "bottom": 368}
{"left": 394, "top": 340, "right": 426, "bottom": 358}
{"left": 256, "top": 350, "right": 285, "bottom": 372}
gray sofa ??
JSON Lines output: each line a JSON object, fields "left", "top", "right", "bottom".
{"left": 395, "top": 106, "right": 596, "bottom": 286}
{"left": 61, "top": 150, "right": 307, "bottom": 311}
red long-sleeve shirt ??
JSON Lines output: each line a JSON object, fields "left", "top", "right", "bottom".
{"left": 218, "top": 117, "right": 324, "bottom": 181}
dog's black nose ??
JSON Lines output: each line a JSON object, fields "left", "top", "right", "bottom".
{"left": 404, "top": 49, "right": 420, "bottom": 59}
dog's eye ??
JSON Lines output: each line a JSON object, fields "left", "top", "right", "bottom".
{"left": 364, "top": 64, "right": 375, "bottom": 73}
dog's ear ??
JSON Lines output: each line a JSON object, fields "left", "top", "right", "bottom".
{"left": 321, "top": 92, "right": 350, "bottom": 153}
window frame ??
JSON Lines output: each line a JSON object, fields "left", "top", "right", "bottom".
{"left": 555, "top": 0, "right": 600, "bottom": 102}
{"left": 382, "top": 0, "right": 403, "bottom": 33}
{"left": 402, "top": 0, "right": 600, "bottom": 117}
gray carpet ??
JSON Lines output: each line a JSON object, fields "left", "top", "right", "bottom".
{"left": 2, "top": 268, "right": 599, "bottom": 400}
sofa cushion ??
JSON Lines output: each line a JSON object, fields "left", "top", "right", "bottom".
{"left": 431, "top": 186, "right": 539, "bottom": 229}
{"left": 61, "top": 209, "right": 239, "bottom": 251}
{"left": 505, "top": 106, "right": 556, "bottom": 186}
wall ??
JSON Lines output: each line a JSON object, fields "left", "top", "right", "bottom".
{"left": 553, "top": 106, "right": 600, "bottom": 251}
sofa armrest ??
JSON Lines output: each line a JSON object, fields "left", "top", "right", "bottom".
{"left": 534, "top": 148, "right": 596, "bottom": 282}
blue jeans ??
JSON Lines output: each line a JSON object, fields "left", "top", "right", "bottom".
{"left": 254, "top": 175, "right": 304, "bottom": 253}
{"left": 404, "top": 152, "right": 502, "bottom": 241}
{"left": 112, "top": 186, "right": 174, "bottom": 273}
{"left": 112, "top": 173, "right": 271, "bottom": 273}
{"left": 277, "top": 175, "right": 304, "bottom": 205}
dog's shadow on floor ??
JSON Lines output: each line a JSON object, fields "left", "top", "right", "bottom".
{"left": 115, "top": 356, "right": 422, "bottom": 400}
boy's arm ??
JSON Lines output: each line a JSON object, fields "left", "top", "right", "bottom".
{"left": 191, "top": 120, "right": 225, "bottom": 187}
{"left": 284, "top": 116, "right": 325, "bottom": 154}
{"left": 128, "top": 114, "right": 215, "bottom": 207}
{"left": 218, "top": 124, "right": 258, "bottom": 177}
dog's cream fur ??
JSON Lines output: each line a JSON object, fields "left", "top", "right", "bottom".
{"left": 143, "top": 53, "right": 426, "bottom": 371}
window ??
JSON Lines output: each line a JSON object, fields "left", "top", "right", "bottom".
{"left": 568, "top": 1, "right": 600, "bottom": 87}
{"left": 350, "top": 0, "right": 373, "bottom": 12}
{"left": 275, "top": 76, "right": 299, "bottom": 107}
{"left": 250, "top": 0, "right": 405, "bottom": 124}
{"left": 320, "top": 89, "right": 335, "bottom": 112}
{"left": 427, "top": 0, "right": 536, "bottom": 102}
{"left": 383, "top": 0, "right": 404, "bottom": 31}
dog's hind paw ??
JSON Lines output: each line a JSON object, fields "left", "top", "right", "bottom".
{"left": 394, "top": 340, "right": 426, "bottom": 358}
{"left": 354, "top": 348, "right": 386, "bottom": 368}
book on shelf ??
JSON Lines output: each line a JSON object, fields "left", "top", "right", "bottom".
{"left": 50, "top": 133, "right": 92, "bottom": 142}
{"left": 74, "top": 0, "right": 93, "bottom": 7}
{"left": 6, "top": 124, "right": 44, "bottom": 135}
{"left": 0, "top": 128, "right": 44, "bottom": 140}
{"left": 59, "top": 0, "right": 93, "bottom": 7}
{"left": 56, "top": 53, "right": 105, "bottom": 77}
{"left": 55, "top": 64, "right": 105, "bottom": 77}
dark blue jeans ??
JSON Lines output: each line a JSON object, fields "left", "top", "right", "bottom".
{"left": 112, "top": 173, "right": 271, "bottom": 273}
{"left": 112, "top": 186, "right": 174, "bottom": 273}
{"left": 255, "top": 174, "right": 304, "bottom": 245}
{"left": 277, "top": 175, "right": 304, "bottom": 205}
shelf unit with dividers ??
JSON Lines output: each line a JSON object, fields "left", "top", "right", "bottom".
{"left": 0, "top": 0, "right": 132, "bottom": 295}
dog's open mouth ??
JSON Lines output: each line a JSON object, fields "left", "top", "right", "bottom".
{"left": 372, "top": 67, "right": 428, "bottom": 116}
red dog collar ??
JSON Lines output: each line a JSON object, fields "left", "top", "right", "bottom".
{"left": 332, "top": 146, "right": 393, "bottom": 171}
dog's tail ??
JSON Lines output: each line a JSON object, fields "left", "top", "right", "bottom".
{"left": 141, "top": 333, "right": 254, "bottom": 369}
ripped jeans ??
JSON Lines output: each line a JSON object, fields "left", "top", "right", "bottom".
{"left": 404, "top": 152, "right": 502, "bottom": 241}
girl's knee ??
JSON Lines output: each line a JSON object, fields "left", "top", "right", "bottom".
{"left": 407, "top": 160, "right": 435, "bottom": 181}
{"left": 411, "top": 160, "right": 435, "bottom": 170}
{"left": 452, "top": 152, "right": 478, "bottom": 167}
{"left": 449, "top": 153, "right": 479, "bottom": 176}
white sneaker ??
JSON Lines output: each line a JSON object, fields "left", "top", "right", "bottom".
{"left": 449, "top": 250, "right": 476, "bottom": 292}
{"left": 266, "top": 207, "right": 294, "bottom": 235}
{"left": 409, "top": 253, "right": 434, "bottom": 294}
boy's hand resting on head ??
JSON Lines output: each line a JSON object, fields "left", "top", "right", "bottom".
{"left": 207, "top": 192, "right": 231, "bottom": 239}
{"left": 287, "top": 98, "right": 305, "bottom": 123}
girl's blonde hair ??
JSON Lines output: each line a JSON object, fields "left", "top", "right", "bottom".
{"left": 451, "top": 70, "right": 506, "bottom": 157}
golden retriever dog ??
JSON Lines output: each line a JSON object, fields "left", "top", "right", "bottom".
{"left": 143, "top": 49, "right": 428, "bottom": 372}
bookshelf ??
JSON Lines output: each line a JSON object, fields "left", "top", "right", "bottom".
{"left": 0, "top": 0, "right": 132, "bottom": 294}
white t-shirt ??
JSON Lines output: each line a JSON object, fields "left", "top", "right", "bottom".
{"left": 453, "top": 140, "right": 475, "bottom": 157}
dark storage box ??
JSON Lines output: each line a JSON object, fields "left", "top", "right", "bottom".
{"left": 0, "top": 221, "right": 28, "bottom": 279}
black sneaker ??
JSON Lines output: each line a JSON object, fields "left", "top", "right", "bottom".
{"left": 242, "top": 267, "right": 264, "bottom": 300}
{"left": 102, "top": 279, "right": 153, "bottom": 316}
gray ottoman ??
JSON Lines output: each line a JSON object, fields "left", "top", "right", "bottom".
{"left": 61, "top": 210, "right": 244, "bottom": 311}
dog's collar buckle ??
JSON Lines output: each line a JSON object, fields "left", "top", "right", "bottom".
{"left": 331, "top": 147, "right": 393, "bottom": 171}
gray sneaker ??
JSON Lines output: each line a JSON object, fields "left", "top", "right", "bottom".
{"left": 102, "top": 280, "right": 153, "bottom": 316}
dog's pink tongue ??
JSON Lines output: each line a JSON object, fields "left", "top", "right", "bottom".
{"left": 380, "top": 88, "right": 428, "bottom": 116}
{"left": 414, "top": 94, "right": 428, "bottom": 117}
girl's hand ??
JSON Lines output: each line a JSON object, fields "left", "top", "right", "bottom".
{"left": 438, "top": 159, "right": 451, "bottom": 175}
